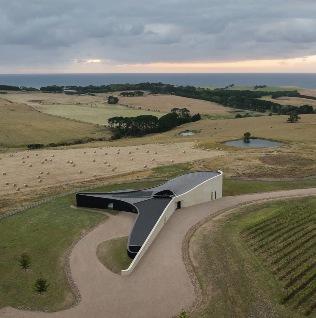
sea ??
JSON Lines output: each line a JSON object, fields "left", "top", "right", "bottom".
{"left": 0, "top": 73, "right": 316, "bottom": 89}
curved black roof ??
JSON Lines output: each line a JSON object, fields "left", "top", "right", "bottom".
{"left": 76, "top": 171, "right": 220, "bottom": 258}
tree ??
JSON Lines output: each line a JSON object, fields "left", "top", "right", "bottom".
{"left": 191, "top": 113, "right": 201, "bottom": 122}
{"left": 243, "top": 132, "right": 251, "bottom": 143}
{"left": 19, "top": 253, "right": 31, "bottom": 271}
{"left": 34, "top": 278, "right": 49, "bottom": 294}
{"left": 107, "top": 96, "right": 119, "bottom": 104}
{"left": 287, "top": 112, "right": 300, "bottom": 123}
{"left": 158, "top": 112, "right": 179, "bottom": 131}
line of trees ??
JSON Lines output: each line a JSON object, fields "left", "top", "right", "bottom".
{"left": 38, "top": 83, "right": 315, "bottom": 115}
{"left": 108, "top": 108, "right": 201, "bottom": 138}
{"left": 120, "top": 91, "right": 144, "bottom": 97}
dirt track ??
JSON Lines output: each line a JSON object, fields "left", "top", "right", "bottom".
{"left": 1, "top": 188, "right": 315, "bottom": 318}
{"left": 0, "top": 142, "right": 223, "bottom": 196}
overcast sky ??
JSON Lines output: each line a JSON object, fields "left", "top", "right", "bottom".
{"left": 1, "top": 0, "right": 316, "bottom": 73}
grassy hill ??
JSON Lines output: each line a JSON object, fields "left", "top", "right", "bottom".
{"left": 0, "top": 98, "right": 110, "bottom": 148}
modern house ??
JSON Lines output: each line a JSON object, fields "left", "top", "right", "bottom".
{"left": 76, "top": 170, "right": 223, "bottom": 274}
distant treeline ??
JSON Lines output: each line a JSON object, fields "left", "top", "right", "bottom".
{"left": 38, "top": 83, "right": 315, "bottom": 115}
{"left": 108, "top": 108, "right": 201, "bottom": 139}
{"left": 1, "top": 82, "right": 315, "bottom": 115}
{"left": 0, "top": 85, "right": 37, "bottom": 91}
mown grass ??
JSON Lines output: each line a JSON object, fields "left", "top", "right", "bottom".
{"left": 224, "top": 178, "right": 316, "bottom": 196}
{"left": 190, "top": 197, "right": 316, "bottom": 318}
{"left": 96, "top": 236, "right": 132, "bottom": 274}
{"left": 0, "top": 180, "right": 160, "bottom": 311}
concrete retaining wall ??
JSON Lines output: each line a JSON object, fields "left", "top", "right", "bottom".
{"left": 121, "top": 170, "right": 223, "bottom": 275}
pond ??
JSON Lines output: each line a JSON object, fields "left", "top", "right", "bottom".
{"left": 224, "top": 138, "right": 283, "bottom": 148}
{"left": 179, "top": 130, "right": 195, "bottom": 136}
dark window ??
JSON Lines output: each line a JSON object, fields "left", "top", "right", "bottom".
{"left": 215, "top": 191, "right": 217, "bottom": 199}
{"left": 177, "top": 201, "right": 182, "bottom": 209}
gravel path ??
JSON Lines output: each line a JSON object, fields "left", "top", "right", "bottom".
{"left": 1, "top": 188, "right": 315, "bottom": 318}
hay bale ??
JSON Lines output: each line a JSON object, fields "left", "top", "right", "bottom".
{"left": 46, "top": 172, "right": 50, "bottom": 175}
{"left": 24, "top": 184, "right": 28, "bottom": 187}
{"left": 40, "top": 172, "right": 43, "bottom": 175}
{"left": 5, "top": 182, "right": 9, "bottom": 185}
{"left": 2, "top": 172, "right": 6, "bottom": 176}
{"left": 29, "top": 164, "right": 32, "bottom": 167}
{"left": 79, "top": 170, "right": 82, "bottom": 174}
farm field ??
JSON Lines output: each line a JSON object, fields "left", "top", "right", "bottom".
{"left": 190, "top": 197, "right": 316, "bottom": 318}
{"left": 118, "top": 93, "right": 233, "bottom": 116}
{"left": 262, "top": 96, "right": 316, "bottom": 109}
{"left": 4, "top": 92, "right": 163, "bottom": 125}
{"left": 0, "top": 142, "right": 223, "bottom": 198}
{"left": 0, "top": 98, "right": 109, "bottom": 148}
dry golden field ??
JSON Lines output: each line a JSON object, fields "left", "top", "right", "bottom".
{"left": 5, "top": 92, "right": 162, "bottom": 125}
{"left": 119, "top": 94, "right": 233, "bottom": 116}
{"left": 262, "top": 96, "right": 316, "bottom": 109}
{"left": 0, "top": 142, "right": 223, "bottom": 197}
{"left": 0, "top": 98, "right": 108, "bottom": 148}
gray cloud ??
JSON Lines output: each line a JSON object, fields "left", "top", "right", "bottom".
{"left": 0, "top": 0, "right": 316, "bottom": 70}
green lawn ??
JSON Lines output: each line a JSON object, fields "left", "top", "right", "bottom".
{"left": 224, "top": 178, "right": 316, "bottom": 196}
{"left": 97, "top": 237, "right": 132, "bottom": 274}
{"left": 189, "top": 197, "right": 316, "bottom": 318}
{"left": 0, "top": 180, "right": 160, "bottom": 311}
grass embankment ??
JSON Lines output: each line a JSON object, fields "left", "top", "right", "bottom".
{"left": 224, "top": 178, "right": 316, "bottom": 196}
{"left": 97, "top": 237, "right": 132, "bottom": 274}
{"left": 0, "top": 180, "right": 160, "bottom": 311}
{"left": 190, "top": 197, "right": 316, "bottom": 318}
{"left": 0, "top": 98, "right": 109, "bottom": 148}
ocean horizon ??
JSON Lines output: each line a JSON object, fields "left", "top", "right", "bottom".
{"left": 0, "top": 73, "right": 316, "bottom": 89}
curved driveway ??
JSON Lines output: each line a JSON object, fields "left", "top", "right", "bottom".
{"left": 1, "top": 188, "right": 315, "bottom": 318}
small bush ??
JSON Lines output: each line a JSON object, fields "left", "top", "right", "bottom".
{"left": 179, "top": 310, "right": 189, "bottom": 318}
{"left": 18, "top": 253, "right": 31, "bottom": 271}
{"left": 27, "top": 144, "right": 44, "bottom": 150}
{"left": 34, "top": 278, "right": 49, "bottom": 294}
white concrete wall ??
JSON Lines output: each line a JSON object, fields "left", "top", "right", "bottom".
{"left": 121, "top": 171, "right": 223, "bottom": 276}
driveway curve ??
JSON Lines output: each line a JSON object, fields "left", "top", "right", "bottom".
{"left": 1, "top": 188, "right": 315, "bottom": 318}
